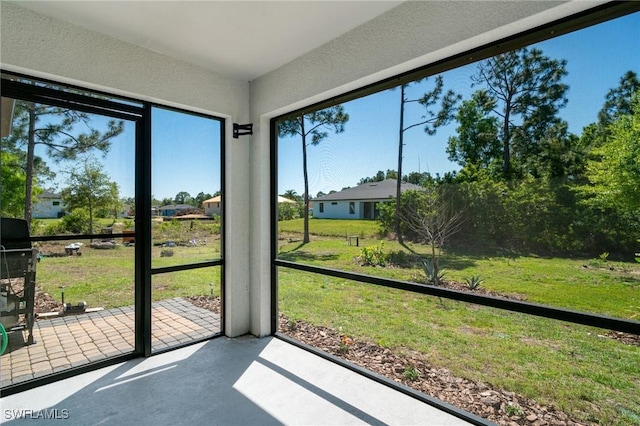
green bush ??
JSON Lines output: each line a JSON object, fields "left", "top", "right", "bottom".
{"left": 61, "top": 209, "right": 91, "bottom": 234}
{"left": 421, "top": 259, "right": 446, "bottom": 286}
{"left": 278, "top": 202, "right": 302, "bottom": 221}
{"left": 464, "top": 275, "right": 484, "bottom": 290}
{"left": 359, "top": 241, "right": 387, "bottom": 267}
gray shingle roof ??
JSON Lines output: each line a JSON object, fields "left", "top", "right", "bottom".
{"left": 314, "top": 179, "right": 422, "bottom": 201}
{"left": 38, "top": 191, "right": 61, "bottom": 199}
{"left": 159, "top": 204, "right": 194, "bottom": 210}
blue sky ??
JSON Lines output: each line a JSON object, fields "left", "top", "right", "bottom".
{"left": 277, "top": 12, "right": 640, "bottom": 197}
{"left": 37, "top": 107, "right": 222, "bottom": 200}
{"left": 36, "top": 12, "right": 638, "bottom": 201}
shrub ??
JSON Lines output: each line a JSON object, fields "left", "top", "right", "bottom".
{"left": 464, "top": 276, "right": 484, "bottom": 290}
{"left": 278, "top": 202, "right": 302, "bottom": 221}
{"left": 421, "top": 259, "right": 446, "bottom": 285}
{"left": 61, "top": 209, "right": 91, "bottom": 234}
{"left": 359, "top": 241, "right": 387, "bottom": 267}
{"left": 505, "top": 402, "right": 525, "bottom": 417}
{"left": 403, "top": 365, "right": 420, "bottom": 381}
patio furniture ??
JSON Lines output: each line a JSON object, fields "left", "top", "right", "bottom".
{"left": 0, "top": 217, "right": 37, "bottom": 345}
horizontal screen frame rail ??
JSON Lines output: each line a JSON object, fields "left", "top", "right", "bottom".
{"left": 275, "top": 259, "right": 640, "bottom": 335}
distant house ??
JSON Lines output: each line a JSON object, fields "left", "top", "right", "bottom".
{"left": 158, "top": 204, "right": 194, "bottom": 217}
{"left": 119, "top": 204, "right": 134, "bottom": 218}
{"left": 203, "top": 196, "right": 222, "bottom": 217}
{"left": 204, "top": 195, "right": 294, "bottom": 217}
{"left": 313, "top": 179, "right": 422, "bottom": 220}
{"left": 32, "top": 191, "right": 64, "bottom": 218}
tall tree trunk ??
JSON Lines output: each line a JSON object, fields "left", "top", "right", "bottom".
{"left": 502, "top": 102, "right": 511, "bottom": 178}
{"left": 88, "top": 201, "right": 94, "bottom": 237}
{"left": 395, "top": 84, "right": 406, "bottom": 242}
{"left": 24, "top": 106, "right": 36, "bottom": 228}
{"left": 431, "top": 240, "right": 439, "bottom": 285}
{"left": 301, "top": 118, "right": 310, "bottom": 243}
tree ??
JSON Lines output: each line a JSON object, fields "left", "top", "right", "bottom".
{"left": 61, "top": 158, "right": 119, "bottom": 234}
{"left": 446, "top": 90, "right": 501, "bottom": 171}
{"left": 104, "top": 182, "right": 122, "bottom": 219}
{"left": 394, "top": 77, "right": 460, "bottom": 241}
{"left": 358, "top": 170, "right": 386, "bottom": 185}
{"left": 597, "top": 70, "right": 640, "bottom": 129}
{"left": 282, "top": 189, "right": 302, "bottom": 202}
{"left": 472, "top": 47, "right": 569, "bottom": 178}
{"left": 278, "top": 106, "right": 349, "bottom": 243}
{"left": 583, "top": 93, "right": 640, "bottom": 214}
{"left": 0, "top": 151, "right": 29, "bottom": 218}
{"left": 174, "top": 191, "right": 192, "bottom": 205}
{"left": 2, "top": 100, "right": 124, "bottom": 226}
{"left": 395, "top": 187, "right": 465, "bottom": 285}
{"left": 404, "top": 171, "right": 434, "bottom": 186}
{"left": 194, "top": 191, "right": 212, "bottom": 207}
{"left": 528, "top": 121, "right": 587, "bottom": 180}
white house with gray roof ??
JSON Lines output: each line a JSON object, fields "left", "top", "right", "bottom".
{"left": 32, "top": 191, "right": 64, "bottom": 219}
{"left": 313, "top": 179, "right": 422, "bottom": 220}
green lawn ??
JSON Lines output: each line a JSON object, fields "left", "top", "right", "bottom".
{"left": 279, "top": 271, "right": 640, "bottom": 425}
{"left": 36, "top": 242, "right": 221, "bottom": 308}
{"left": 276, "top": 218, "right": 640, "bottom": 425}
{"left": 30, "top": 218, "right": 640, "bottom": 424}
{"left": 278, "top": 217, "right": 380, "bottom": 238}
{"left": 278, "top": 229, "right": 639, "bottom": 320}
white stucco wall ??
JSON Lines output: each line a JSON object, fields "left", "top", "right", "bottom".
{"left": 314, "top": 200, "right": 389, "bottom": 220}
{"left": 32, "top": 198, "right": 64, "bottom": 219}
{"left": 315, "top": 201, "right": 361, "bottom": 220}
{"left": 0, "top": 2, "right": 251, "bottom": 337}
{"left": 315, "top": 201, "right": 351, "bottom": 220}
{"left": 248, "top": 1, "right": 605, "bottom": 336}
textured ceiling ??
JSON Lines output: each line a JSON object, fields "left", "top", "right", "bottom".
{"left": 14, "top": 1, "right": 403, "bottom": 81}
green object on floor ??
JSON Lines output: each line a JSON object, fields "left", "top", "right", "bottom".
{"left": 0, "top": 323, "right": 7, "bottom": 356}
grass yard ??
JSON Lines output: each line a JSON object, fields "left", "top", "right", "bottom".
{"left": 27, "top": 217, "right": 639, "bottom": 424}
{"left": 278, "top": 217, "right": 380, "bottom": 238}
{"left": 35, "top": 241, "right": 222, "bottom": 309}
{"left": 276, "top": 218, "right": 640, "bottom": 425}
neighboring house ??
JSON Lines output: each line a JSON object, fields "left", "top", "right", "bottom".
{"left": 313, "top": 179, "right": 422, "bottom": 220}
{"left": 159, "top": 204, "right": 194, "bottom": 217}
{"left": 119, "top": 204, "right": 134, "bottom": 218}
{"left": 204, "top": 195, "right": 295, "bottom": 217}
{"left": 203, "top": 196, "right": 222, "bottom": 217}
{"left": 32, "top": 191, "right": 64, "bottom": 218}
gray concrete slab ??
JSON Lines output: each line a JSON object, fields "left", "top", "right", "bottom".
{"left": 1, "top": 336, "right": 473, "bottom": 425}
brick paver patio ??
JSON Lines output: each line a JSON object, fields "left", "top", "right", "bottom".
{"left": 0, "top": 298, "right": 220, "bottom": 388}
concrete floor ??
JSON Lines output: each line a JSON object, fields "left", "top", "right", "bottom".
{"left": 1, "top": 336, "right": 475, "bottom": 425}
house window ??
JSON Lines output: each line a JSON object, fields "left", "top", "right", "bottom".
{"left": 319, "top": 203, "right": 324, "bottom": 213}
{"left": 349, "top": 202, "right": 355, "bottom": 214}
{"left": 52, "top": 201, "right": 60, "bottom": 206}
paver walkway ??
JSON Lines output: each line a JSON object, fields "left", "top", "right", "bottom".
{"left": 1, "top": 298, "right": 220, "bottom": 388}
